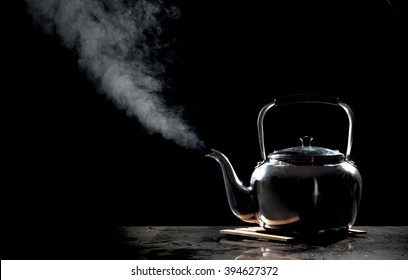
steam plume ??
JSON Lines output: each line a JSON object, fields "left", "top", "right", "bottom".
{"left": 25, "top": 0, "right": 204, "bottom": 149}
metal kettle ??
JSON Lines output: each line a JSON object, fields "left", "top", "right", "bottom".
{"left": 207, "top": 96, "right": 362, "bottom": 233}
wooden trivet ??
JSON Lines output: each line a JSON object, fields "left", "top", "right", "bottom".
{"left": 220, "top": 227, "right": 295, "bottom": 243}
{"left": 220, "top": 227, "right": 367, "bottom": 243}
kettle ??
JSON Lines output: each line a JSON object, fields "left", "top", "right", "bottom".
{"left": 207, "top": 95, "right": 362, "bottom": 233}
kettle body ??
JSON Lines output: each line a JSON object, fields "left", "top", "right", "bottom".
{"left": 251, "top": 158, "right": 362, "bottom": 232}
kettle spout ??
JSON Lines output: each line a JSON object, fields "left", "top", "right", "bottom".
{"left": 206, "top": 149, "right": 257, "bottom": 223}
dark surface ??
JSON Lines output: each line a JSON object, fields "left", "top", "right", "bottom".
{"left": 32, "top": 226, "right": 406, "bottom": 260}
{"left": 106, "top": 226, "right": 407, "bottom": 259}
{"left": 6, "top": 226, "right": 408, "bottom": 260}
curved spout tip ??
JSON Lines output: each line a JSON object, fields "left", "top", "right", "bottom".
{"left": 205, "top": 148, "right": 225, "bottom": 160}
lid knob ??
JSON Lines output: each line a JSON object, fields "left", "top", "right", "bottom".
{"left": 300, "top": 136, "right": 313, "bottom": 147}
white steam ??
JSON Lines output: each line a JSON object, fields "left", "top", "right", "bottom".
{"left": 25, "top": 0, "right": 204, "bottom": 149}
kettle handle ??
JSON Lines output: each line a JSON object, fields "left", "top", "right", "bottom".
{"left": 257, "top": 95, "right": 355, "bottom": 160}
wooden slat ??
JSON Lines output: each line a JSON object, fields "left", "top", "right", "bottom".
{"left": 220, "top": 227, "right": 295, "bottom": 242}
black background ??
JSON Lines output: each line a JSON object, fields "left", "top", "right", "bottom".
{"left": 3, "top": 0, "right": 407, "bottom": 258}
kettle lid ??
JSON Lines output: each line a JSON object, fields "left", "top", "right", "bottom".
{"left": 269, "top": 136, "right": 345, "bottom": 165}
